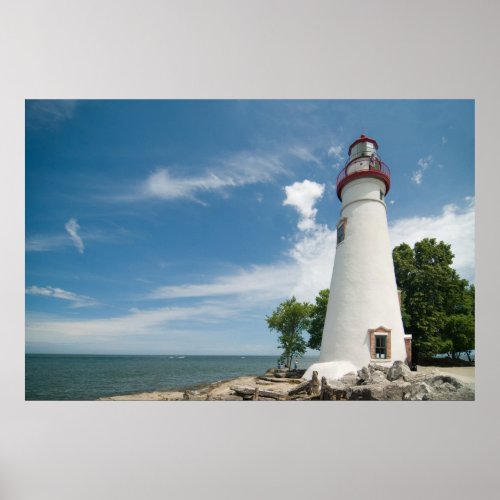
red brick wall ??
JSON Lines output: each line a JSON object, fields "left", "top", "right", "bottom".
{"left": 404, "top": 337, "right": 412, "bottom": 364}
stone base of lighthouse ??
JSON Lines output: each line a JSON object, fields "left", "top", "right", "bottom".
{"left": 303, "top": 358, "right": 398, "bottom": 383}
{"left": 303, "top": 360, "right": 361, "bottom": 382}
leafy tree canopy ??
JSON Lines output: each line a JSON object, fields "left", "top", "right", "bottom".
{"left": 307, "top": 289, "right": 330, "bottom": 350}
{"left": 266, "top": 297, "right": 312, "bottom": 369}
{"left": 442, "top": 314, "right": 475, "bottom": 362}
{"left": 393, "top": 238, "right": 474, "bottom": 360}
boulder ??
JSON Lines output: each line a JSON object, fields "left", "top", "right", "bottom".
{"left": 369, "top": 363, "right": 390, "bottom": 375}
{"left": 339, "top": 371, "right": 357, "bottom": 386}
{"left": 384, "top": 380, "right": 411, "bottom": 400}
{"left": 356, "top": 366, "right": 371, "bottom": 384}
{"left": 387, "top": 360, "right": 412, "bottom": 382}
{"left": 363, "top": 370, "right": 389, "bottom": 386}
{"left": 426, "top": 374, "right": 464, "bottom": 390}
{"left": 403, "top": 382, "right": 433, "bottom": 401}
{"left": 347, "top": 384, "right": 386, "bottom": 401}
{"left": 429, "top": 384, "right": 475, "bottom": 401}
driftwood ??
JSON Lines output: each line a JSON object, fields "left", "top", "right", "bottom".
{"left": 288, "top": 371, "right": 320, "bottom": 397}
{"left": 230, "top": 385, "right": 286, "bottom": 400}
{"left": 252, "top": 388, "right": 259, "bottom": 400}
{"left": 319, "top": 377, "right": 347, "bottom": 400}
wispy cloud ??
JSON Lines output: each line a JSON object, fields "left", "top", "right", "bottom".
{"left": 26, "top": 100, "right": 76, "bottom": 126}
{"left": 442, "top": 136, "right": 447, "bottom": 145}
{"left": 290, "top": 146, "right": 322, "bottom": 167}
{"left": 26, "top": 234, "right": 71, "bottom": 252}
{"left": 411, "top": 155, "right": 433, "bottom": 185}
{"left": 27, "top": 224, "right": 122, "bottom": 253}
{"left": 283, "top": 180, "right": 325, "bottom": 231}
{"left": 26, "top": 302, "right": 238, "bottom": 341}
{"left": 140, "top": 152, "right": 286, "bottom": 203}
{"left": 149, "top": 265, "right": 294, "bottom": 302}
{"left": 26, "top": 286, "right": 98, "bottom": 308}
{"left": 64, "top": 218, "right": 84, "bottom": 253}
{"left": 327, "top": 143, "right": 344, "bottom": 169}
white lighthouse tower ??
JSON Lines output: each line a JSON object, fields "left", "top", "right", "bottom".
{"left": 305, "top": 134, "right": 411, "bottom": 381}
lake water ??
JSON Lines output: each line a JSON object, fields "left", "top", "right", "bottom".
{"left": 25, "top": 354, "right": 319, "bottom": 401}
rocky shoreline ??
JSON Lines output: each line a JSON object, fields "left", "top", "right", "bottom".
{"left": 99, "top": 361, "right": 475, "bottom": 401}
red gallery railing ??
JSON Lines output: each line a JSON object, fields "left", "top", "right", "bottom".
{"left": 336, "top": 157, "right": 391, "bottom": 200}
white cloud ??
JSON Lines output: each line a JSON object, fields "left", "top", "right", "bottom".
{"left": 150, "top": 265, "right": 293, "bottom": 302}
{"left": 327, "top": 144, "right": 344, "bottom": 160}
{"left": 26, "top": 286, "right": 98, "bottom": 308}
{"left": 389, "top": 197, "right": 475, "bottom": 281}
{"left": 411, "top": 170, "right": 423, "bottom": 185}
{"left": 283, "top": 180, "right": 325, "bottom": 231}
{"left": 417, "top": 155, "right": 433, "bottom": 170}
{"left": 27, "top": 100, "right": 76, "bottom": 125}
{"left": 26, "top": 234, "right": 71, "bottom": 252}
{"left": 290, "top": 146, "right": 322, "bottom": 167}
{"left": 26, "top": 302, "right": 239, "bottom": 343}
{"left": 148, "top": 227, "right": 335, "bottom": 305}
{"left": 26, "top": 226, "right": 113, "bottom": 253}
{"left": 442, "top": 136, "right": 447, "bottom": 145}
{"left": 64, "top": 218, "right": 84, "bottom": 253}
{"left": 411, "top": 155, "right": 433, "bottom": 184}
{"left": 141, "top": 152, "right": 285, "bottom": 202}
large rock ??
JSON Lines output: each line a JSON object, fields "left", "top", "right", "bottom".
{"left": 384, "top": 380, "right": 411, "bottom": 400}
{"left": 347, "top": 384, "right": 386, "bottom": 401}
{"left": 339, "top": 371, "right": 357, "bottom": 386}
{"left": 356, "top": 366, "right": 371, "bottom": 384}
{"left": 429, "top": 384, "right": 475, "bottom": 401}
{"left": 369, "top": 363, "right": 390, "bottom": 375}
{"left": 426, "top": 374, "right": 464, "bottom": 390}
{"left": 363, "top": 370, "right": 389, "bottom": 386}
{"left": 387, "top": 360, "right": 412, "bottom": 382}
{"left": 403, "top": 382, "right": 433, "bottom": 401}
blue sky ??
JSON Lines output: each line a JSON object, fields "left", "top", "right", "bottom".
{"left": 25, "top": 100, "right": 475, "bottom": 355}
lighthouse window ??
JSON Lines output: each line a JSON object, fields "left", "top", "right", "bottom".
{"left": 380, "top": 190, "right": 384, "bottom": 201}
{"left": 375, "top": 335, "right": 387, "bottom": 359}
{"left": 337, "top": 219, "right": 346, "bottom": 245}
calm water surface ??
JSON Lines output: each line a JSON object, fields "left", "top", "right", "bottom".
{"left": 25, "top": 354, "right": 319, "bottom": 401}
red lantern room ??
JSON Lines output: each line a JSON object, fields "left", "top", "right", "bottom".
{"left": 336, "top": 134, "right": 391, "bottom": 200}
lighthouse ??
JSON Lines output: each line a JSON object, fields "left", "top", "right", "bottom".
{"left": 304, "top": 135, "right": 411, "bottom": 381}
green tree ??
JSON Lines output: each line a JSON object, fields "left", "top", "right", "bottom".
{"left": 392, "top": 238, "right": 475, "bottom": 361}
{"left": 307, "top": 289, "right": 330, "bottom": 350}
{"left": 266, "top": 297, "right": 312, "bottom": 369}
{"left": 442, "top": 314, "right": 475, "bottom": 362}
